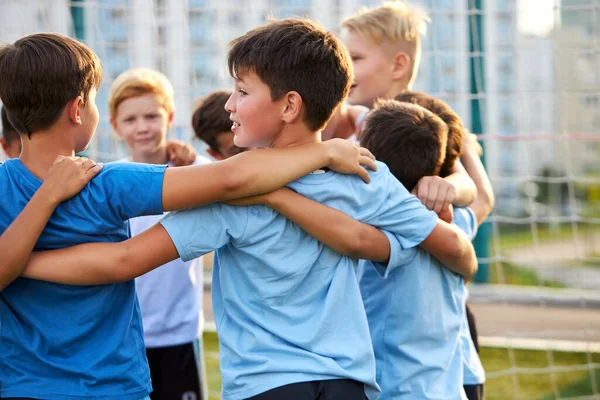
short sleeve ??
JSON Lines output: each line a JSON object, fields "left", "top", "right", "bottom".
{"left": 452, "top": 207, "right": 478, "bottom": 240}
{"left": 370, "top": 230, "right": 418, "bottom": 278}
{"left": 160, "top": 203, "right": 249, "bottom": 262}
{"left": 369, "top": 174, "right": 438, "bottom": 249}
{"left": 92, "top": 162, "right": 167, "bottom": 221}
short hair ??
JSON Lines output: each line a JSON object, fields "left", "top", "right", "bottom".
{"left": 1, "top": 106, "right": 19, "bottom": 144}
{"left": 395, "top": 91, "right": 464, "bottom": 177}
{"left": 228, "top": 18, "right": 352, "bottom": 131}
{"left": 0, "top": 33, "right": 102, "bottom": 136}
{"left": 360, "top": 100, "right": 447, "bottom": 192}
{"left": 341, "top": 2, "right": 429, "bottom": 81}
{"left": 109, "top": 68, "right": 175, "bottom": 120}
{"left": 192, "top": 90, "right": 232, "bottom": 151}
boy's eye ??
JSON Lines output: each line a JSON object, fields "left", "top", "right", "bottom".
{"left": 238, "top": 89, "right": 247, "bottom": 96}
{"left": 351, "top": 56, "right": 362, "bottom": 62}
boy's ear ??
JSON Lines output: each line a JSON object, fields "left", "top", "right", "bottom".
{"left": 67, "top": 96, "right": 84, "bottom": 125}
{"left": 109, "top": 118, "right": 122, "bottom": 137}
{"left": 167, "top": 111, "right": 175, "bottom": 128}
{"left": 0, "top": 138, "right": 9, "bottom": 155}
{"left": 281, "top": 91, "right": 303, "bottom": 124}
{"left": 391, "top": 51, "right": 411, "bottom": 81}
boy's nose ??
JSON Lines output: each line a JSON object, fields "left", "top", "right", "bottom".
{"left": 224, "top": 93, "right": 235, "bottom": 113}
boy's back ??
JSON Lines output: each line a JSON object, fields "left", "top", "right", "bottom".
{"left": 160, "top": 162, "right": 437, "bottom": 400}
{"left": 0, "top": 159, "right": 164, "bottom": 399}
{"left": 358, "top": 207, "right": 477, "bottom": 400}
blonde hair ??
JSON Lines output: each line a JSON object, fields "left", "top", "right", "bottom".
{"left": 341, "top": 1, "right": 430, "bottom": 53}
{"left": 108, "top": 68, "right": 175, "bottom": 119}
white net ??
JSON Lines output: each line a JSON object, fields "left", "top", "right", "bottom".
{"left": 1, "top": 0, "right": 599, "bottom": 399}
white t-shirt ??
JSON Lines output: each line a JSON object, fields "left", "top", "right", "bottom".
{"left": 126, "top": 155, "right": 211, "bottom": 348}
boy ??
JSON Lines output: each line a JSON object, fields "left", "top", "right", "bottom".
{"left": 21, "top": 19, "right": 476, "bottom": 400}
{"left": 395, "top": 91, "right": 492, "bottom": 400}
{"left": 339, "top": 2, "right": 477, "bottom": 212}
{"left": 357, "top": 99, "right": 479, "bottom": 399}
{"left": 109, "top": 68, "right": 210, "bottom": 400}
{"left": 0, "top": 32, "right": 373, "bottom": 400}
{"left": 192, "top": 89, "right": 244, "bottom": 159}
{"left": 1, "top": 105, "right": 21, "bottom": 158}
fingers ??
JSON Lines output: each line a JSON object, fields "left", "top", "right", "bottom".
{"left": 431, "top": 185, "right": 447, "bottom": 214}
{"left": 358, "top": 146, "right": 375, "bottom": 161}
{"left": 85, "top": 163, "right": 104, "bottom": 179}
{"left": 425, "top": 183, "right": 438, "bottom": 211}
{"left": 356, "top": 165, "right": 371, "bottom": 184}
{"left": 358, "top": 155, "right": 377, "bottom": 172}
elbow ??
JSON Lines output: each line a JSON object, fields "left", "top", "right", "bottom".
{"left": 111, "top": 245, "right": 138, "bottom": 283}
{"left": 448, "top": 230, "right": 478, "bottom": 280}
{"left": 219, "top": 161, "right": 247, "bottom": 199}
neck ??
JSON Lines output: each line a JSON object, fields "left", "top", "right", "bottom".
{"left": 19, "top": 128, "right": 76, "bottom": 180}
{"left": 269, "top": 123, "right": 320, "bottom": 149}
{"left": 130, "top": 147, "right": 169, "bottom": 165}
{"left": 382, "top": 80, "right": 410, "bottom": 102}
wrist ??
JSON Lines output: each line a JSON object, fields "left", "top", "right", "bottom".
{"left": 36, "top": 184, "right": 62, "bottom": 207}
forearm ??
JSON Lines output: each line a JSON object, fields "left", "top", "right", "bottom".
{"left": 420, "top": 221, "right": 478, "bottom": 280}
{"left": 461, "top": 152, "right": 495, "bottom": 225}
{"left": 162, "top": 143, "right": 333, "bottom": 211}
{"left": 268, "top": 189, "right": 390, "bottom": 261}
{"left": 22, "top": 224, "right": 179, "bottom": 285}
{"left": 445, "top": 162, "right": 477, "bottom": 207}
{"left": 0, "top": 189, "right": 58, "bottom": 291}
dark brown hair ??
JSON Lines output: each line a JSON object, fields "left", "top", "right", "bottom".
{"left": 0, "top": 33, "right": 102, "bottom": 136}
{"left": 1, "top": 106, "right": 19, "bottom": 144}
{"left": 192, "top": 90, "right": 233, "bottom": 151}
{"left": 394, "top": 91, "right": 463, "bottom": 177}
{"left": 360, "top": 100, "right": 447, "bottom": 192}
{"left": 228, "top": 18, "right": 352, "bottom": 131}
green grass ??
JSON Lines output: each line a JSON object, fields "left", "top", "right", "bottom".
{"left": 496, "top": 222, "right": 597, "bottom": 251}
{"left": 482, "top": 347, "right": 600, "bottom": 400}
{"left": 202, "top": 332, "right": 600, "bottom": 400}
{"left": 489, "top": 261, "right": 566, "bottom": 288}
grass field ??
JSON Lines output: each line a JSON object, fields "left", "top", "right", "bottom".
{"left": 202, "top": 332, "right": 600, "bottom": 400}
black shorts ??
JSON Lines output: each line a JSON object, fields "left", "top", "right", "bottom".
{"left": 246, "top": 379, "right": 366, "bottom": 400}
{"left": 463, "top": 383, "right": 484, "bottom": 400}
{"left": 465, "top": 304, "right": 480, "bottom": 353}
{"left": 146, "top": 340, "right": 204, "bottom": 400}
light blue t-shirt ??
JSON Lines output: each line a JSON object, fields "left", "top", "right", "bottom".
{"left": 358, "top": 207, "right": 478, "bottom": 400}
{"left": 461, "top": 286, "right": 486, "bottom": 385}
{"left": 160, "top": 161, "right": 437, "bottom": 400}
{"left": 0, "top": 159, "right": 166, "bottom": 400}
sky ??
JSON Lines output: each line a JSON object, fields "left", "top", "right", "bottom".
{"left": 517, "top": 0, "right": 558, "bottom": 36}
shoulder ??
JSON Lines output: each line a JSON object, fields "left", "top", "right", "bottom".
{"left": 452, "top": 206, "right": 478, "bottom": 240}
{"left": 96, "top": 161, "right": 167, "bottom": 183}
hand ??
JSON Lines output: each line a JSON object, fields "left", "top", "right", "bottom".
{"left": 166, "top": 139, "right": 197, "bottom": 166}
{"left": 412, "top": 175, "right": 456, "bottom": 214}
{"left": 41, "top": 156, "right": 103, "bottom": 205}
{"left": 461, "top": 131, "right": 483, "bottom": 158}
{"left": 325, "top": 138, "right": 377, "bottom": 183}
{"left": 438, "top": 204, "right": 454, "bottom": 224}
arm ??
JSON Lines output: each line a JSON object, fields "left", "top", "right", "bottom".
{"left": 419, "top": 219, "right": 478, "bottom": 281}
{"left": 228, "top": 188, "right": 390, "bottom": 261}
{"left": 162, "top": 139, "right": 376, "bottom": 211}
{"left": 22, "top": 223, "right": 179, "bottom": 285}
{"left": 1, "top": 156, "right": 102, "bottom": 291}
{"left": 444, "top": 161, "right": 477, "bottom": 206}
{"left": 460, "top": 133, "right": 494, "bottom": 225}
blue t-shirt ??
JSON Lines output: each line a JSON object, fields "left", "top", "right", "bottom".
{"left": 358, "top": 207, "right": 477, "bottom": 400}
{"left": 160, "top": 162, "right": 437, "bottom": 400}
{"left": 0, "top": 159, "right": 166, "bottom": 400}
